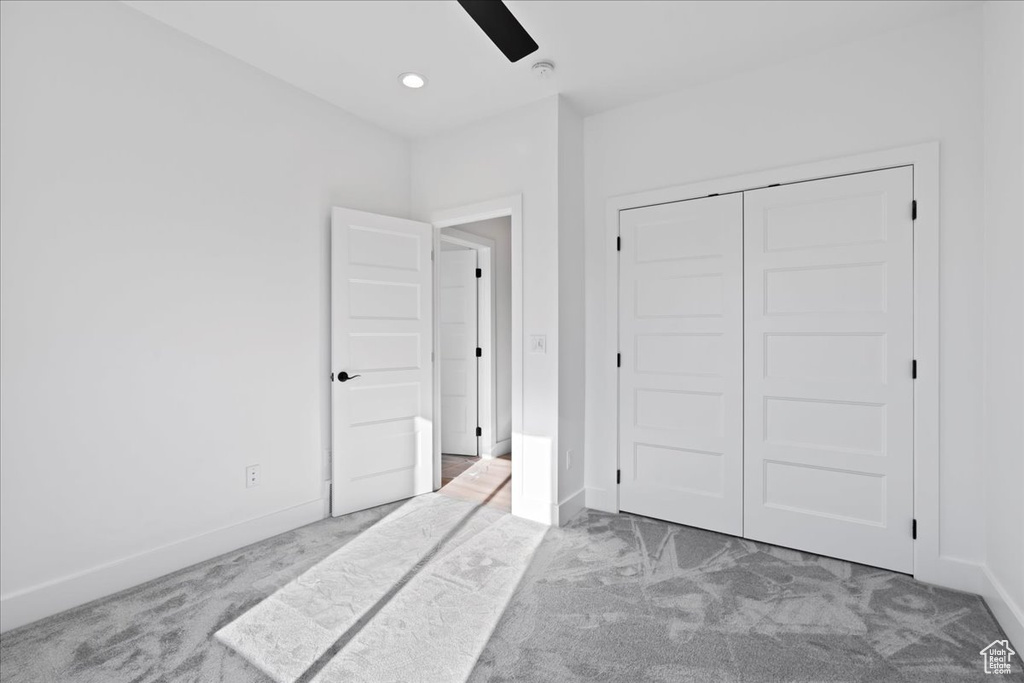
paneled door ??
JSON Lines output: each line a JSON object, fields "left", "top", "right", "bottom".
{"left": 618, "top": 194, "right": 744, "bottom": 535}
{"left": 743, "top": 167, "right": 914, "bottom": 573}
{"left": 331, "top": 207, "right": 433, "bottom": 517}
{"left": 439, "top": 248, "right": 479, "bottom": 456}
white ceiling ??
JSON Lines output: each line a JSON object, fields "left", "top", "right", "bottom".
{"left": 124, "top": 0, "right": 974, "bottom": 139}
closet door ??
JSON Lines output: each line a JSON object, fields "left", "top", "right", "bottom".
{"left": 743, "top": 167, "right": 914, "bottom": 573}
{"left": 619, "top": 194, "right": 743, "bottom": 535}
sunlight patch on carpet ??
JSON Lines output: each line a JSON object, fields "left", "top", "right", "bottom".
{"left": 215, "top": 493, "right": 545, "bottom": 683}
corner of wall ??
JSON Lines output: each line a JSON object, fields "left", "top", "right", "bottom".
{"left": 980, "top": 566, "right": 1024, "bottom": 651}
{"left": 981, "top": 0, "right": 1024, "bottom": 651}
{"left": 556, "top": 97, "right": 587, "bottom": 503}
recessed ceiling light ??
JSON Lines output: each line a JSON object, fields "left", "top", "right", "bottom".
{"left": 399, "top": 72, "right": 427, "bottom": 89}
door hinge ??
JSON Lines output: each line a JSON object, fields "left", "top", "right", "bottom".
{"left": 912, "top": 359, "right": 918, "bottom": 379}
{"left": 476, "top": 426, "right": 482, "bottom": 437}
{"left": 617, "top": 469, "right": 621, "bottom": 484}
{"left": 430, "top": 249, "right": 434, "bottom": 261}
{"left": 475, "top": 267, "right": 482, "bottom": 278}
{"left": 912, "top": 200, "right": 918, "bottom": 220}
{"left": 912, "top": 519, "right": 917, "bottom": 539}
{"left": 616, "top": 352, "right": 621, "bottom": 368}
{"left": 476, "top": 347, "right": 482, "bottom": 357}
{"left": 616, "top": 236, "right": 621, "bottom": 252}
{"left": 431, "top": 351, "right": 434, "bottom": 363}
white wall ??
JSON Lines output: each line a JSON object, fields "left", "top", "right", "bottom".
{"left": 557, "top": 100, "right": 586, "bottom": 509}
{"left": 584, "top": 8, "right": 986, "bottom": 569}
{"left": 982, "top": 0, "right": 1024, "bottom": 650}
{"left": 444, "top": 218, "right": 513, "bottom": 447}
{"left": 0, "top": 0, "right": 409, "bottom": 631}
{"left": 412, "top": 97, "right": 562, "bottom": 524}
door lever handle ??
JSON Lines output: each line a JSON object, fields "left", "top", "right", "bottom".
{"left": 335, "top": 371, "right": 362, "bottom": 382}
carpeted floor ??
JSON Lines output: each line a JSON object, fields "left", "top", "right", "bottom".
{"left": 0, "top": 496, "right": 1018, "bottom": 682}
{"left": 216, "top": 494, "right": 544, "bottom": 683}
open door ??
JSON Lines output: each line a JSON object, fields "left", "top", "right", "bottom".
{"left": 439, "top": 248, "right": 479, "bottom": 456}
{"left": 331, "top": 207, "right": 433, "bottom": 517}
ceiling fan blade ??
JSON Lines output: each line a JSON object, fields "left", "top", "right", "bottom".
{"left": 458, "top": 0, "right": 539, "bottom": 63}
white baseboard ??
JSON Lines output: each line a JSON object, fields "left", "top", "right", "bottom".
{"left": 0, "top": 498, "right": 325, "bottom": 633}
{"left": 916, "top": 554, "right": 988, "bottom": 596}
{"left": 585, "top": 486, "right": 617, "bottom": 514}
{"left": 489, "top": 438, "right": 512, "bottom": 458}
{"left": 554, "top": 489, "right": 586, "bottom": 526}
{"left": 980, "top": 565, "right": 1024, "bottom": 651}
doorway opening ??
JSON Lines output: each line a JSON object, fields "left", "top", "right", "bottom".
{"left": 328, "top": 197, "right": 523, "bottom": 522}
{"left": 436, "top": 218, "right": 513, "bottom": 511}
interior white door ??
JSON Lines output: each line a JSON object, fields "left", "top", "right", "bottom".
{"left": 618, "top": 194, "right": 744, "bottom": 535}
{"left": 743, "top": 167, "right": 915, "bottom": 573}
{"left": 331, "top": 207, "right": 433, "bottom": 517}
{"left": 439, "top": 248, "right": 479, "bottom": 456}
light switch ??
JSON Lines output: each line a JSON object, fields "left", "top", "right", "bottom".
{"left": 530, "top": 335, "right": 547, "bottom": 354}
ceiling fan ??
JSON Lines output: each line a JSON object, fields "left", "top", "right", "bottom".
{"left": 457, "top": 0, "right": 539, "bottom": 63}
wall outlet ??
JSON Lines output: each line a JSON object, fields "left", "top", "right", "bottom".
{"left": 566, "top": 449, "right": 573, "bottom": 470}
{"left": 246, "top": 464, "right": 261, "bottom": 488}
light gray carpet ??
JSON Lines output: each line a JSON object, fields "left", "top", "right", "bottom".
{"left": 1, "top": 498, "right": 1018, "bottom": 682}
{"left": 216, "top": 494, "right": 545, "bottom": 683}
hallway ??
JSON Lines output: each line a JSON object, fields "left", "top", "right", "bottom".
{"left": 439, "top": 455, "right": 512, "bottom": 512}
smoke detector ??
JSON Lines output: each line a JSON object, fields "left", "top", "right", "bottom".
{"left": 531, "top": 61, "right": 555, "bottom": 79}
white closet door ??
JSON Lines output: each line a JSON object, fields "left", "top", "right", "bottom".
{"left": 439, "top": 248, "right": 479, "bottom": 456}
{"left": 331, "top": 208, "right": 433, "bottom": 517}
{"left": 743, "top": 167, "right": 914, "bottom": 573}
{"left": 619, "top": 194, "right": 743, "bottom": 535}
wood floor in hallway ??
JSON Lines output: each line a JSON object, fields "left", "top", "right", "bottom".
{"left": 439, "top": 454, "right": 511, "bottom": 511}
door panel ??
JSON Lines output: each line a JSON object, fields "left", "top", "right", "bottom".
{"left": 439, "top": 249, "right": 479, "bottom": 456}
{"left": 619, "top": 194, "right": 744, "bottom": 535}
{"left": 332, "top": 208, "right": 433, "bottom": 517}
{"left": 743, "top": 167, "right": 914, "bottom": 573}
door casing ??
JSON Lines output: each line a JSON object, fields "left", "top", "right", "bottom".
{"left": 601, "top": 143, "right": 947, "bottom": 587}
{"left": 430, "top": 196, "right": 526, "bottom": 516}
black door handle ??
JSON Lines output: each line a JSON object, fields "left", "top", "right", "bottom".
{"left": 336, "top": 371, "right": 361, "bottom": 382}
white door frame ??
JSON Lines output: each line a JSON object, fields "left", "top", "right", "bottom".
{"left": 601, "top": 143, "right": 952, "bottom": 587}
{"left": 439, "top": 229, "right": 499, "bottom": 458}
{"left": 430, "top": 196, "right": 523, "bottom": 514}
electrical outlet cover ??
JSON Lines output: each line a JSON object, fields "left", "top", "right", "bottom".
{"left": 246, "top": 464, "right": 260, "bottom": 488}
